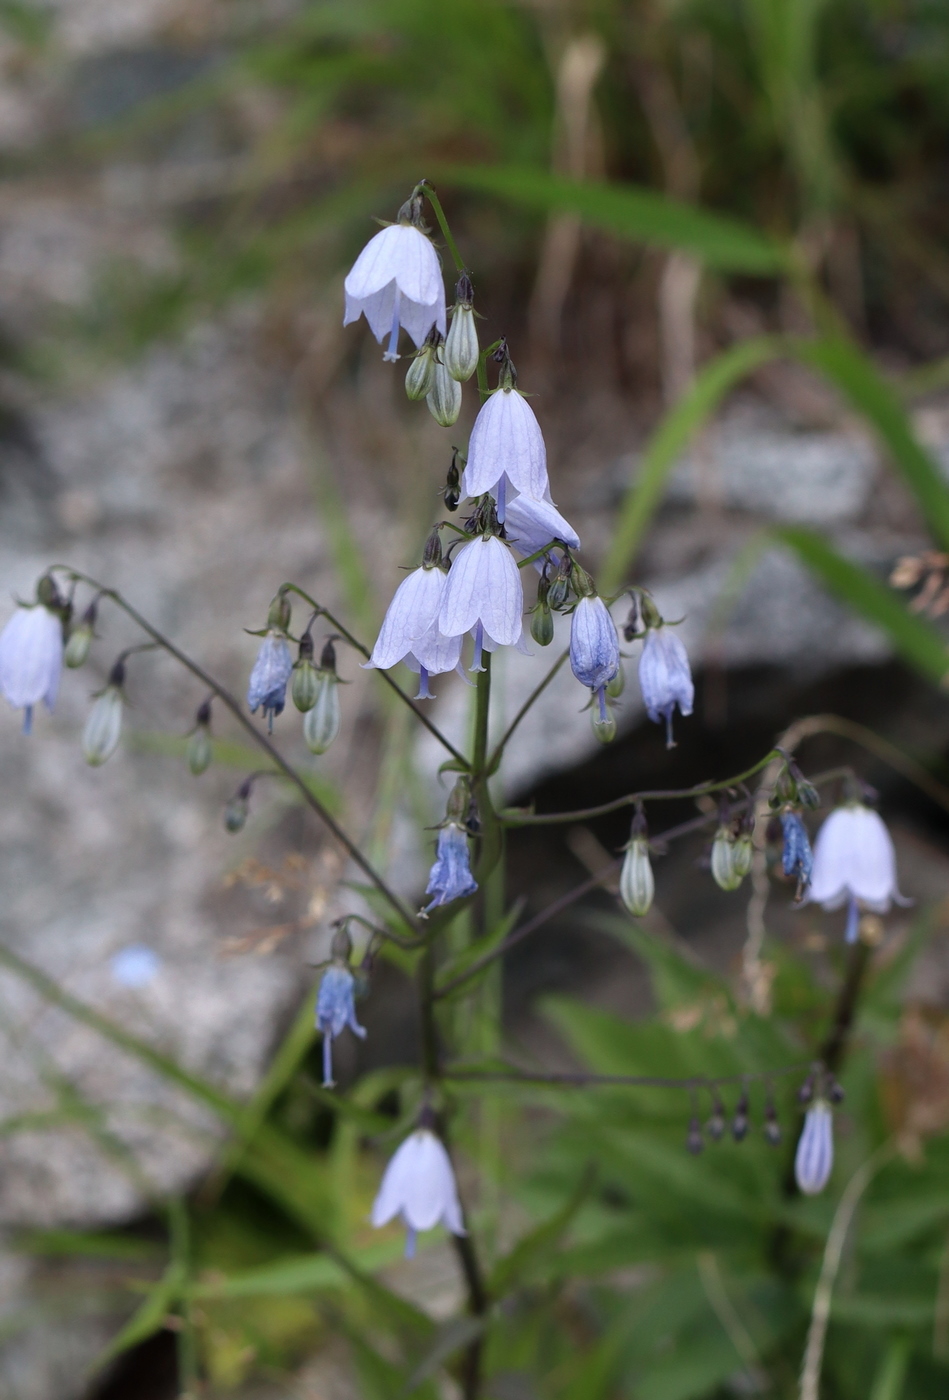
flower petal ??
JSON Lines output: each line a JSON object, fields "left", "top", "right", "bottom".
{"left": 368, "top": 567, "right": 446, "bottom": 670}
{"left": 463, "top": 388, "right": 548, "bottom": 499}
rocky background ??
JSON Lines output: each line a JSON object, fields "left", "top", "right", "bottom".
{"left": 0, "top": 3, "right": 947, "bottom": 1397}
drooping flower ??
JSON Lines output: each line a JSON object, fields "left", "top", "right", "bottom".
{"left": 0, "top": 600, "right": 64, "bottom": 733}
{"left": 711, "top": 827, "right": 743, "bottom": 891}
{"left": 110, "top": 944, "right": 161, "bottom": 990}
{"left": 366, "top": 564, "right": 447, "bottom": 672}
{"left": 424, "top": 822, "right": 478, "bottom": 911}
{"left": 344, "top": 222, "right": 446, "bottom": 362}
{"left": 638, "top": 625, "right": 694, "bottom": 748}
{"left": 444, "top": 274, "right": 479, "bottom": 382}
{"left": 569, "top": 595, "right": 620, "bottom": 736}
{"left": 462, "top": 387, "right": 549, "bottom": 507}
{"left": 438, "top": 535, "right": 524, "bottom": 667}
{"left": 316, "top": 963, "right": 367, "bottom": 1088}
{"left": 781, "top": 811, "right": 813, "bottom": 898}
{"left": 503, "top": 494, "right": 580, "bottom": 561}
{"left": 247, "top": 632, "right": 294, "bottom": 730}
{"left": 795, "top": 1101, "right": 834, "bottom": 1195}
{"left": 620, "top": 834, "right": 654, "bottom": 917}
{"left": 83, "top": 684, "right": 124, "bottom": 766}
{"left": 371, "top": 1125, "right": 466, "bottom": 1258}
{"left": 805, "top": 803, "right": 909, "bottom": 942}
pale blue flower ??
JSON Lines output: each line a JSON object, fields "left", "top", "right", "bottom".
{"left": 781, "top": 812, "right": 813, "bottom": 893}
{"left": 247, "top": 631, "right": 293, "bottom": 730}
{"left": 344, "top": 223, "right": 446, "bottom": 362}
{"left": 462, "top": 387, "right": 548, "bottom": 502}
{"left": 438, "top": 536, "right": 524, "bottom": 654}
{"left": 365, "top": 565, "right": 447, "bottom": 671}
{"left": 371, "top": 1127, "right": 465, "bottom": 1258}
{"left": 805, "top": 803, "right": 910, "bottom": 943}
{"left": 795, "top": 1101, "right": 833, "bottom": 1195}
{"left": 111, "top": 944, "right": 161, "bottom": 990}
{"left": 569, "top": 595, "right": 620, "bottom": 693}
{"left": 0, "top": 603, "right": 63, "bottom": 734}
{"left": 503, "top": 493, "right": 580, "bottom": 559}
{"left": 316, "top": 964, "right": 367, "bottom": 1088}
{"left": 424, "top": 822, "right": 478, "bottom": 911}
{"left": 638, "top": 625, "right": 694, "bottom": 748}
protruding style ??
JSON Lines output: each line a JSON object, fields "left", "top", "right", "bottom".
{"left": 316, "top": 926, "right": 367, "bottom": 1089}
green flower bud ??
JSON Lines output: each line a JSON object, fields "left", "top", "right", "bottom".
{"left": 83, "top": 686, "right": 123, "bottom": 766}
{"left": 304, "top": 671, "right": 341, "bottom": 754}
{"left": 606, "top": 665, "right": 625, "bottom": 699}
{"left": 426, "top": 358, "right": 462, "bottom": 427}
{"left": 224, "top": 794, "right": 249, "bottom": 832}
{"left": 732, "top": 832, "right": 754, "bottom": 879}
{"left": 291, "top": 658, "right": 320, "bottom": 713}
{"left": 445, "top": 303, "right": 479, "bottom": 382}
{"left": 186, "top": 724, "right": 212, "bottom": 776}
{"left": 65, "top": 622, "right": 94, "bottom": 669}
{"left": 592, "top": 704, "right": 616, "bottom": 745}
{"left": 620, "top": 837, "right": 654, "bottom": 917}
{"left": 405, "top": 344, "right": 437, "bottom": 400}
{"left": 530, "top": 602, "right": 554, "bottom": 647}
{"left": 711, "top": 827, "right": 743, "bottom": 891}
{"left": 267, "top": 591, "right": 291, "bottom": 632}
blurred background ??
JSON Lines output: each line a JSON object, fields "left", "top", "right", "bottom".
{"left": 1, "top": 1, "right": 949, "bottom": 1397}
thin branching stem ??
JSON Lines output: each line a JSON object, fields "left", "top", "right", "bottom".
{"left": 442, "top": 1061, "right": 811, "bottom": 1093}
{"left": 487, "top": 649, "right": 569, "bottom": 772}
{"left": 56, "top": 569, "right": 417, "bottom": 930}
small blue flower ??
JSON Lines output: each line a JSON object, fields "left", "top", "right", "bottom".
{"left": 638, "top": 625, "right": 694, "bottom": 749}
{"left": 247, "top": 631, "right": 293, "bottom": 730}
{"left": 110, "top": 944, "right": 161, "bottom": 989}
{"left": 780, "top": 811, "right": 813, "bottom": 896}
{"left": 316, "top": 964, "right": 367, "bottom": 1088}
{"left": 569, "top": 595, "right": 620, "bottom": 693}
{"left": 0, "top": 602, "right": 64, "bottom": 734}
{"left": 424, "top": 822, "right": 478, "bottom": 911}
{"left": 795, "top": 1101, "right": 834, "bottom": 1195}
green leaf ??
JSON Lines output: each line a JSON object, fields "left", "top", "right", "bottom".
{"left": 791, "top": 337, "right": 949, "bottom": 551}
{"left": 95, "top": 1262, "right": 182, "bottom": 1367}
{"left": 189, "top": 1238, "right": 406, "bottom": 1299}
{"left": 774, "top": 526, "right": 949, "bottom": 686}
{"left": 488, "top": 1167, "right": 593, "bottom": 1299}
{"left": 401, "top": 1315, "right": 486, "bottom": 1397}
{"left": 13, "top": 1228, "right": 161, "bottom": 1261}
{"left": 600, "top": 337, "right": 783, "bottom": 591}
{"left": 436, "top": 166, "right": 790, "bottom": 274}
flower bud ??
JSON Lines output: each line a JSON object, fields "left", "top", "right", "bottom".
{"left": 591, "top": 704, "right": 616, "bottom": 745}
{"left": 795, "top": 1101, "right": 833, "bottom": 1195}
{"left": 304, "top": 671, "right": 341, "bottom": 753}
{"left": 530, "top": 601, "right": 554, "bottom": 647}
{"left": 707, "top": 1098, "right": 726, "bottom": 1141}
{"left": 764, "top": 1100, "right": 782, "bottom": 1147}
{"left": 187, "top": 723, "right": 212, "bottom": 776}
{"left": 267, "top": 591, "right": 291, "bottom": 632}
{"left": 292, "top": 658, "right": 320, "bottom": 713}
{"left": 731, "top": 1090, "right": 750, "bottom": 1142}
{"left": 225, "top": 794, "right": 249, "bottom": 832}
{"left": 445, "top": 303, "right": 479, "bottom": 382}
{"left": 83, "top": 685, "right": 123, "bottom": 766}
{"left": 620, "top": 837, "right": 654, "bottom": 918}
{"left": 686, "top": 1115, "right": 704, "bottom": 1156}
{"left": 65, "top": 622, "right": 94, "bottom": 669}
{"left": 711, "top": 828, "right": 743, "bottom": 891}
{"left": 426, "top": 358, "right": 462, "bottom": 427}
{"left": 405, "top": 343, "right": 437, "bottom": 401}
{"left": 732, "top": 832, "right": 754, "bottom": 879}
{"left": 444, "top": 451, "right": 462, "bottom": 512}
{"left": 606, "top": 665, "right": 625, "bottom": 699}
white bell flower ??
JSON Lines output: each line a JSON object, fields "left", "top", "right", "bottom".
{"left": 462, "top": 387, "right": 549, "bottom": 506}
{"left": 438, "top": 536, "right": 524, "bottom": 670}
{"left": 371, "top": 1126, "right": 466, "bottom": 1258}
{"left": 344, "top": 224, "right": 446, "bottom": 362}
{"left": 365, "top": 565, "right": 447, "bottom": 672}
{"left": 638, "top": 625, "right": 694, "bottom": 749}
{"left": 0, "top": 602, "right": 64, "bottom": 733}
{"left": 805, "top": 802, "right": 909, "bottom": 941}
{"left": 502, "top": 494, "right": 580, "bottom": 560}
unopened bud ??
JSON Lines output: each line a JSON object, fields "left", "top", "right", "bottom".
{"left": 711, "top": 828, "right": 743, "bottom": 891}
{"left": 445, "top": 303, "right": 479, "bottom": 382}
{"left": 330, "top": 924, "right": 354, "bottom": 962}
{"left": 36, "top": 573, "right": 63, "bottom": 611}
{"left": 686, "top": 1116, "right": 704, "bottom": 1156}
{"left": 731, "top": 1091, "right": 750, "bottom": 1142}
{"left": 83, "top": 686, "right": 123, "bottom": 766}
{"left": 65, "top": 621, "right": 94, "bottom": 669}
{"left": 591, "top": 705, "right": 616, "bottom": 745}
{"left": 267, "top": 591, "right": 291, "bottom": 633}
{"left": 422, "top": 529, "right": 443, "bottom": 569}
{"left": 426, "top": 358, "right": 462, "bottom": 427}
{"left": 304, "top": 670, "right": 341, "bottom": 753}
{"left": 707, "top": 1099, "right": 726, "bottom": 1142}
{"left": 732, "top": 832, "right": 754, "bottom": 879}
{"left": 764, "top": 1101, "right": 782, "bottom": 1146}
{"left": 620, "top": 836, "right": 654, "bottom": 918}
{"left": 606, "top": 665, "right": 625, "bottom": 699}
{"left": 186, "top": 723, "right": 212, "bottom": 775}
{"left": 292, "top": 658, "right": 320, "bottom": 713}
{"left": 530, "top": 602, "right": 554, "bottom": 647}
{"left": 827, "top": 1077, "right": 845, "bottom": 1105}
{"left": 797, "top": 1075, "right": 815, "bottom": 1105}
{"left": 622, "top": 595, "right": 640, "bottom": 643}
{"left": 405, "top": 343, "right": 437, "bottom": 401}
{"left": 225, "top": 794, "right": 249, "bottom": 832}
{"left": 444, "top": 453, "right": 462, "bottom": 512}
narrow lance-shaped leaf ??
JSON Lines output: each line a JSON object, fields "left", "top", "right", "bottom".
{"left": 775, "top": 526, "right": 949, "bottom": 687}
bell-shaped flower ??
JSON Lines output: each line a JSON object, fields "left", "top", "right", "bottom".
{"left": 805, "top": 803, "right": 909, "bottom": 941}
{"left": 316, "top": 963, "right": 367, "bottom": 1088}
{"left": 424, "top": 821, "right": 478, "bottom": 911}
{"left": 781, "top": 811, "right": 813, "bottom": 898}
{"left": 366, "top": 565, "right": 446, "bottom": 672}
{"left": 438, "top": 536, "right": 524, "bottom": 661}
{"left": 462, "top": 388, "right": 549, "bottom": 504}
{"left": 0, "top": 602, "right": 63, "bottom": 733}
{"left": 343, "top": 223, "right": 446, "bottom": 362}
{"left": 795, "top": 1101, "right": 834, "bottom": 1195}
{"left": 638, "top": 624, "right": 694, "bottom": 748}
{"left": 247, "top": 631, "right": 294, "bottom": 731}
{"left": 83, "top": 684, "right": 124, "bottom": 766}
{"left": 503, "top": 494, "right": 580, "bottom": 561}
{"left": 570, "top": 595, "right": 620, "bottom": 694}
{"left": 371, "top": 1126, "right": 466, "bottom": 1258}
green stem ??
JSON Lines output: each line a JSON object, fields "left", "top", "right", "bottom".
{"left": 419, "top": 180, "right": 466, "bottom": 273}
